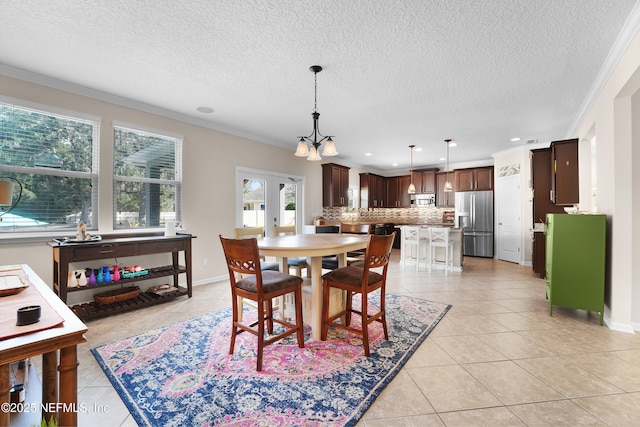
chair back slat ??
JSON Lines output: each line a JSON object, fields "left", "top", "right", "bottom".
{"left": 402, "top": 226, "right": 421, "bottom": 241}
{"left": 234, "top": 226, "right": 265, "bottom": 239}
{"left": 220, "top": 236, "right": 262, "bottom": 276}
{"left": 340, "top": 223, "right": 372, "bottom": 235}
{"left": 429, "top": 227, "right": 450, "bottom": 243}
{"left": 273, "top": 224, "right": 296, "bottom": 236}
{"left": 363, "top": 232, "right": 396, "bottom": 269}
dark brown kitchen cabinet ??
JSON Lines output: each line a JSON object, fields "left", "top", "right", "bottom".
{"left": 436, "top": 172, "right": 455, "bottom": 207}
{"left": 411, "top": 168, "right": 438, "bottom": 194}
{"left": 360, "top": 173, "right": 386, "bottom": 208}
{"left": 454, "top": 166, "right": 494, "bottom": 191}
{"left": 532, "top": 231, "right": 546, "bottom": 278}
{"left": 550, "top": 138, "right": 579, "bottom": 205}
{"left": 322, "top": 163, "right": 350, "bottom": 207}
{"left": 531, "top": 147, "right": 565, "bottom": 224}
{"left": 387, "top": 175, "right": 411, "bottom": 207}
{"left": 530, "top": 146, "right": 567, "bottom": 277}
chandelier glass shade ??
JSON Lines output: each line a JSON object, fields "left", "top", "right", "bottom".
{"left": 294, "top": 65, "right": 337, "bottom": 161}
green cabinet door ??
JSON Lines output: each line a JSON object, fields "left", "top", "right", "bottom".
{"left": 545, "top": 214, "right": 606, "bottom": 325}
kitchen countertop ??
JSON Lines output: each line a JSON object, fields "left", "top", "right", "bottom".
{"left": 315, "top": 220, "right": 461, "bottom": 229}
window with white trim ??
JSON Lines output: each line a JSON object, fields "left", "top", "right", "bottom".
{"left": 113, "top": 124, "right": 182, "bottom": 230}
{"left": 0, "top": 99, "right": 99, "bottom": 233}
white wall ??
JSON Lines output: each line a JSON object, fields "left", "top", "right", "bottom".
{"left": 574, "top": 29, "right": 640, "bottom": 331}
{"left": 0, "top": 74, "right": 329, "bottom": 292}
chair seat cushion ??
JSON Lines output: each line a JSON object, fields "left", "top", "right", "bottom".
{"left": 261, "top": 261, "right": 280, "bottom": 271}
{"left": 322, "top": 266, "right": 382, "bottom": 287}
{"left": 322, "top": 255, "right": 338, "bottom": 270}
{"left": 287, "top": 257, "right": 308, "bottom": 266}
{"left": 236, "top": 270, "right": 303, "bottom": 293}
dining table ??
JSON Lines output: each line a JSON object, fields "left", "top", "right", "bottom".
{"left": 257, "top": 233, "right": 369, "bottom": 341}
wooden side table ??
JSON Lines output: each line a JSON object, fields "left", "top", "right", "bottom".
{"left": 0, "top": 265, "right": 87, "bottom": 427}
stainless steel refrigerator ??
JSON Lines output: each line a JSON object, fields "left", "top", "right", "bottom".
{"left": 455, "top": 190, "right": 494, "bottom": 257}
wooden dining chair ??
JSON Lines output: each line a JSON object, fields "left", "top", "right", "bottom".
{"left": 273, "top": 225, "right": 310, "bottom": 277}
{"left": 233, "top": 226, "right": 280, "bottom": 271}
{"left": 320, "top": 232, "right": 395, "bottom": 356}
{"left": 233, "top": 226, "right": 281, "bottom": 321}
{"left": 321, "top": 223, "right": 373, "bottom": 269}
{"left": 219, "top": 235, "right": 305, "bottom": 371}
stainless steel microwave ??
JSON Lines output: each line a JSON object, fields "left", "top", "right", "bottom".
{"left": 410, "top": 194, "right": 436, "bottom": 206}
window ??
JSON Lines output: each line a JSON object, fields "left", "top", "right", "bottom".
{"left": 0, "top": 98, "right": 99, "bottom": 233}
{"left": 113, "top": 123, "right": 182, "bottom": 229}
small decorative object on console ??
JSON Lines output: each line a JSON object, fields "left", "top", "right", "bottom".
{"left": 148, "top": 284, "right": 174, "bottom": 295}
{"left": 122, "top": 265, "right": 149, "bottom": 279}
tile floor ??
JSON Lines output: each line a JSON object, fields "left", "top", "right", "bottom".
{"left": 56, "top": 254, "right": 640, "bottom": 426}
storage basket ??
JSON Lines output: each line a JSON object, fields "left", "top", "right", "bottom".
{"left": 93, "top": 286, "right": 140, "bottom": 305}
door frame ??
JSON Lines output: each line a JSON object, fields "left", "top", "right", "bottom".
{"left": 235, "top": 167, "right": 306, "bottom": 236}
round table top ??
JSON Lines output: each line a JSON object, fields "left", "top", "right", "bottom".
{"left": 257, "top": 233, "right": 368, "bottom": 256}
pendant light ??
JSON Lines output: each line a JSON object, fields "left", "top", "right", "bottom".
{"left": 407, "top": 145, "right": 416, "bottom": 194}
{"left": 444, "top": 139, "right": 453, "bottom": 192}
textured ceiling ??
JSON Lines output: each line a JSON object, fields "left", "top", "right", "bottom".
{"left": 1, "top": 0, "right": 639, "bottom": 173}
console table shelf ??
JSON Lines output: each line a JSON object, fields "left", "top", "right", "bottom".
{"left": 69, "top": 288, "right": 189, "bottom": 320}
{"left": 48, "top": 232, "right": 194, "bottom": 320}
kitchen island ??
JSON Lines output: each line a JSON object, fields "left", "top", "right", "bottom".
{"left": 304, "top": 221, "right": 464, "bottom": 271}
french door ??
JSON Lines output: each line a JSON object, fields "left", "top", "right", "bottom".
{"left": 235, "top": 167, "right": 305, "bottom": 237}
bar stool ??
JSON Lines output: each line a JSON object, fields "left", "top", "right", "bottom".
{"left": 428, "top": 227, "right": 454, "bottom": 274}
{"left": 400, "top": 226, "right": 428, "bottom": 270}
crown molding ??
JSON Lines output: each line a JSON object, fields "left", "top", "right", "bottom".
{"left": 567, "top": 1, "right": 640, "bottom": 137}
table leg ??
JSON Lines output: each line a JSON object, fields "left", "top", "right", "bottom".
{"left": 42, "top": 351, "right": 58, "bottom": 424}
{"left": 310, "top": 256, "right": 323, "bottom": 341}
{"left": 0, "top": 364, "right": 9, "bottom": 427}
{"left": 336, "top": 253, "right": 348, "bottom": 325}
{"left": 58, "top": 346, "right": 79, "bottom": 427}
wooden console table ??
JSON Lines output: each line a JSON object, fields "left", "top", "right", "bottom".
{"left": 0, "top": 264, "right": 87, "bottom": 427}
{"left": 47, "top": 232, "right": 194, "bottom": 320}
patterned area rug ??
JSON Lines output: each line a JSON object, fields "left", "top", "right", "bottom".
{"left": 92, "top": 293, "right": 450, "bottom": 426}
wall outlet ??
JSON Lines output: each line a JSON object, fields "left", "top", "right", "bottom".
{"left": 202, "top": 257, "right": 207, "bottom": 266}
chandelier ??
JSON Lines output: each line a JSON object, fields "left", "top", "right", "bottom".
{"left": 294, "top": 65, "right": 337, "bottom": 161}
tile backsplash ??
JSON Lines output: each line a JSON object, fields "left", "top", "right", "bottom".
{"left": 322, "top": 206, "right": 454, "bottom": 224}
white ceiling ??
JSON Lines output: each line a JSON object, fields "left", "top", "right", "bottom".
{"left": 1, "top": 0, "right": 639, "bottom": 173}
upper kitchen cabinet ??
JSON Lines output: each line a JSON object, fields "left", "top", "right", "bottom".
{"left": 531, "top": 148, "right": 565, "bottom": 223}
{"left": 360, "top": 173, "right": 386, "bottom": 208}
{"left": 436, "top": 172, "right": 455, "bottom": 207}
{"left": 550, "top": 138, "right": 579, "bottom": 205}
{"left": 387, "top": 175, "right": 411, "bottom": 207}
{"left": 411, "top": 168, "right": 438, "bottom": 194}
{"left": 322, "top": 163, "right": 350, "bottom": 207}
{"left": 454, "top": 166, "right": 494, "bottom": 191}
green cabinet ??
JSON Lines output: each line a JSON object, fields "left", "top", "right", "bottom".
{"left": 545, "top": 214, "right": 606, "bottom": 325}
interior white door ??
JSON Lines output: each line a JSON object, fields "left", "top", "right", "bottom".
{"left": 497, "top": 174, "right": 521, "bottom": 263}
{"left": 236, "top": 167, "right": 305, "bottom": 236}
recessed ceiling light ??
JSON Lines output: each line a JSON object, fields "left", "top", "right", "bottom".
{"left": 392, "top": 162, "right": 398, "bottom": 166}
{"left": 196, "top": 106, "right": 214, "bottom": 114}
{"left": 510, "top": 137, "right": 521, "bottom": 142}
{"left": 365, "top": 153, "right": 372, "bottom": 156}
{"left": 439, "top": 157, "right": 446, "bottom": 161}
